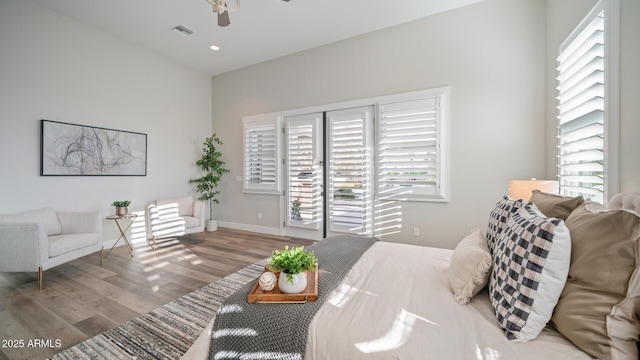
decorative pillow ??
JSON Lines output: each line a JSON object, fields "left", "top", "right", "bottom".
{"left": 550, "top": 203, "right": 640, "bottom": 359}
{"left": 486, "top": 195, "right": 525, "bottom": 253}
{"left": 529, "top": 190, "right": 584, "bottom": 220}
{"left": 449, "top": 229, "right": 492, "bottom": 305}
{"left": 489, "top": 203, "right": 571, "bottom": 342}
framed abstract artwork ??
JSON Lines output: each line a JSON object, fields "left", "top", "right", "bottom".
{"left": 40, "top": 119, "right": 147, "bottom": 176}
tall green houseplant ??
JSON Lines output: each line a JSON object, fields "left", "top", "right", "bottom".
{"left": 190, "top": 134, "right": 230, "bottom": 227}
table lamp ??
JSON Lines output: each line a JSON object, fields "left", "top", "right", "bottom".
{"left": 508, "top": 179, "right": 558, "bottom": 202}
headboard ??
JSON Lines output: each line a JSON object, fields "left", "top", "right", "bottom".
{"left": 607, "top": 193, "right": 640, "bottom": 215}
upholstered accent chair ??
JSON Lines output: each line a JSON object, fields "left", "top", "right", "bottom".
{"left": 146, "top": 196, "right": 205, "bottom": 249}
{"left": 0, "top": 208, "right": 103, "bottom": 289}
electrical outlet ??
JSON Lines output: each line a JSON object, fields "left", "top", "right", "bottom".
{"left": 413, "top": 228, "right": 420, "bottom": 236}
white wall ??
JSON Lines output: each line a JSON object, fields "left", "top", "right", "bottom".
{"left": 544, "top": 0, "right": 640, "bottom": 195}
{"left": 211, "top": 0, "right": 547, "bottom": 249}
{"left": 618, "top": 0, "right": 640, "bottom": 193}
{"left": 0, "top": 0, "right": 212, "bottom": 241}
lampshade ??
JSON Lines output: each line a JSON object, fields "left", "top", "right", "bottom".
{"left": 508, "top": 179, "right": 558, "bottom": 202}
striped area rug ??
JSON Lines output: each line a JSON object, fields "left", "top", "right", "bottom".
{"left": 48, "top": 260, "right": 266, "bottom": 360}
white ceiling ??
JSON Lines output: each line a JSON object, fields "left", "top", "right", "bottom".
{"left": 30, "top": 0, "right": 483, "bottom": 76}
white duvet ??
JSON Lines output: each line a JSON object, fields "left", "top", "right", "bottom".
{"left": 183, "top": 242, "right": 590, "bottom": 359}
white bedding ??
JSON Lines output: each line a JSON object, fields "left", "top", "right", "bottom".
{"left": 183, "top": 242, "right": 590, "bottom": 359}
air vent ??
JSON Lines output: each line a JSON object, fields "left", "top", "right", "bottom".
{"left": 171, "top": 25, "right": 194, "bottom": 37}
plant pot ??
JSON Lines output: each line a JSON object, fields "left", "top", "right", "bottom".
{"left": 115, "top": 207, "right": 128, "bottom": 216}
{"left": 206, "top": 219, "right": 218, "bottom": 232}
{"left": 278, "top": 271, "right": 307, "bottom": 294}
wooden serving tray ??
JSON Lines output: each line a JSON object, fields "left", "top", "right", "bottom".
{"left": 247, "top": 266, "right": 319, "bottom": 304}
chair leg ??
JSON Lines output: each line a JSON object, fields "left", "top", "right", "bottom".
{"left": 152, "top": 236, "right": 156, "bottom": 250}
{"left": 38, "top": 266, "right": 43, "bottom": 290}
{"left": 100, "top": 246, "right": 104, "bottom": 265}
{"left": 202, "top": 230, "right": 205, "bottom": 242}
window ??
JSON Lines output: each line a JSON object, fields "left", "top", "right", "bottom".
{"left": 241, "top": 87, "right": 450, "bottom": 203}
{"left": 376, "top": 88, "right": 449, "bottom": 202}
{"left": 556, "top": 0, "right": 619, "bottom": 204}
{"left": 242, "top": 115, "right": 282, "bottom": 194}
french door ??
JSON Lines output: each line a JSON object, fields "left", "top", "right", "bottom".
{"left": 325, "top": 106, "right": 374, "bottom": 237}
{"left": 283, "top": 106, "right": 374, "bottom": 240}
{"left": 283, "top": 113, "right": 324, "bottom": 240}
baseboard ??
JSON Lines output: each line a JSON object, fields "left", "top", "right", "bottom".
{"left": 216, "top": 221, "right": 283, "bottom": 236}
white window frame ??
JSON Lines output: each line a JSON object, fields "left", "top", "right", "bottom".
{"left": 375, "top": 87, "right": 450, "bottom": 202}
{"left": 242, "top": 114, "right": 282, "bottom": 194}
{"left": 556, "top": 0, "right": 620, "bottom": 203}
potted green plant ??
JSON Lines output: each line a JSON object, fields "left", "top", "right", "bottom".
{"left": 189, "top": 134, "right": 230, "bottom": 232}
{"left": 111, "top": 200, "right": 131, "bottom": 216}
{"left": 291, "top": 197, "right": 302, "bottom": 220}
{"left": 269, "top": 245, "right": 318, "bottom": 294}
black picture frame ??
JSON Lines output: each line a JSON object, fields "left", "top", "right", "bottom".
{"left": 40, "top": 119, "right": 147, "bottom": 176}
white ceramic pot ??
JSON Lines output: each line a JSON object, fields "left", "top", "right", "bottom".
{"left": 206, "top": 219, "right": 218, "bottom": 232}
{"left": 278, "top": 271, "right": 307, "bottom": 294}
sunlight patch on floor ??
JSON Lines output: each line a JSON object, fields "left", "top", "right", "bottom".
{"left": 143, "top": 261, "right": 170, "bottom": 272}
{"left": 138, "top": 248, "right": 190, "bottom": 264}
{"left": 178, "top": 253, "right": 198, "bottom": 261}
{"left": 135, "top": 239, "right": 182, "bottom": 254}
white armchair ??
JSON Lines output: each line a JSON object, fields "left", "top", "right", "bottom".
{"left": 146, "top": 196, "right": 205, "bottom": 249}
{"left": 0, "top": 208, "right": 103, "bottom": 289}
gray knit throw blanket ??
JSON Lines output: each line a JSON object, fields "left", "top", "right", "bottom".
{"left": 209, "top": 235, "right": 378, "bottom": 360}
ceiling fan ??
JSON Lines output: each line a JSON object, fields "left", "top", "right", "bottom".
{"left": 205, "top": 0, "right": 291, "bottom": 27}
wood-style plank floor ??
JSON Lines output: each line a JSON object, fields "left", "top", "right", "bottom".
{"left": 0, "top": 228, "right": 313, "bottom": 360}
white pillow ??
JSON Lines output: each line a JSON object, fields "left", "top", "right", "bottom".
{"left": 489, "top": 203, "right": 571, "bottom": 342}
{"left": 449, "top": 229, "right": 492, "bottom": 305}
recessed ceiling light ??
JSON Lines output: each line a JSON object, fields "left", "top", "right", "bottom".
{"left": 210, "top": 45, "right": 220, "bottom": 51}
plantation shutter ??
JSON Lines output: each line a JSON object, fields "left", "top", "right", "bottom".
{"left": 556, "top": 4, "right": 605, "bottom": 204}
{"left": 327, "top": 106, "right": 373, "bottom": 235}
{"left": 285, "top": 114, "right": 323, "bottom": 230}
{"left": 377, "top": 91, "right": 447, "bottom": 201}
{"left": 242, "top": 115, "right": 281, "bottom": 194}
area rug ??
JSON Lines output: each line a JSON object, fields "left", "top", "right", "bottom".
{"left": 48, "top": 260, "right": 267, "bottom": 360}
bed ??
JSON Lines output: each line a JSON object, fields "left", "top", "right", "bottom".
{"left": 183, "top": 192, "right": 640, "bottom": 360}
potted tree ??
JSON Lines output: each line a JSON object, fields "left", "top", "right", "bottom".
{"left": 268, "top": 245, "right": 318, "bottom": 294}
{"left": 189, "top": 134, "right": 230, "bottom": 231}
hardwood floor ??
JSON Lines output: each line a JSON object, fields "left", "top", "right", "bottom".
{"left": 0, "top": 228, "right": 313, "bottom": 360}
